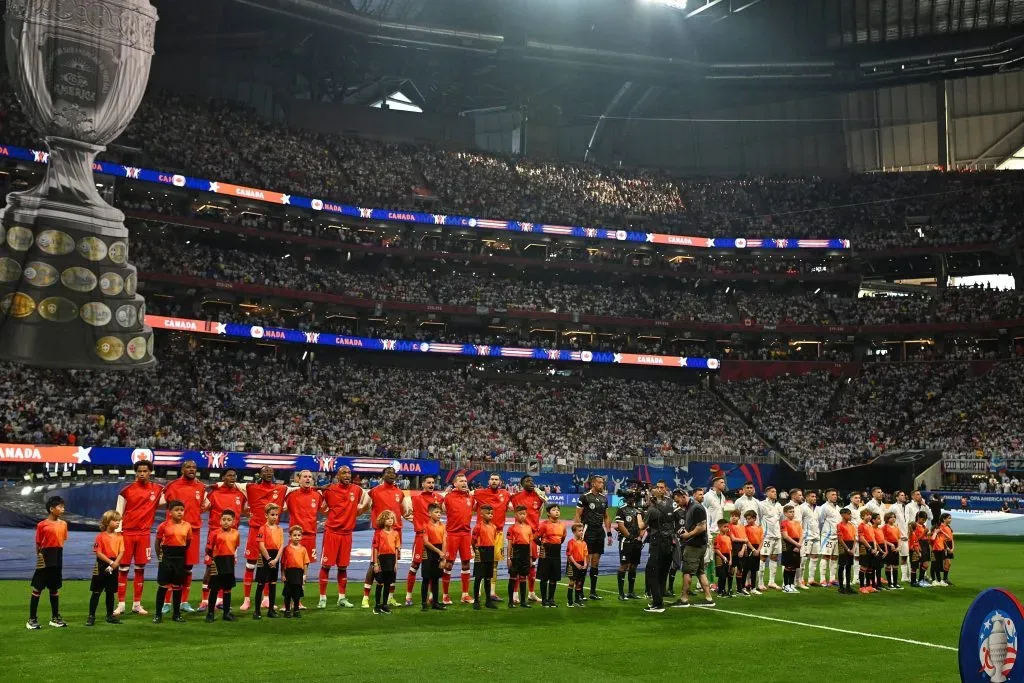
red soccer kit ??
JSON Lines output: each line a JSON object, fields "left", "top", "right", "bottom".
{"left": 443, "top": 489, "right": 474, "bottom": 562}
{"left": 369, "top": 483, "right": 406, "bottom": 531}
{"left": 511, "top": 489, "right": 545, "bottom": 559}
{"left": 321, "top": 483, "right": 364, "bottom": 568}
{"left": 206, "top": 486, "right": 245, "bottom": 565}
{"left": 163, "top": 477, "right": 206, "bottom": 565}
{"left": 119, "top": 481, "right": 163, "bottom": 565}
{"left": 243, "top": 481, "right": 287, "bottom": 562}
{"left": 285, "top": 486, "right": 324, "bottom": 560}
{"left": 474, "top": 488, "right": 512, "bottom": 529}
{"left": 410, "top": 489, "right": 444, "bottom": 563}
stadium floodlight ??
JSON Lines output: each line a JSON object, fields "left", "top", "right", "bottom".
{"left": 640, "top": 0, "right": 688, "bottom": 8}
{"left": 21, "top": 486, "right": 32, "bottom": 496}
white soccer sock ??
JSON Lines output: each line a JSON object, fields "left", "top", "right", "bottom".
{"left": 759, "top": 558, "right": 768, "bottom": 585}
{"left": 768, "top": 559, "right": 778, "bottom": 584}
{"left": 819, "top": 559, "right": 828, "bottom": 583}
{"left": 900, "top": 560, "right": 909, "bottom": 583}
{"left": 799, "top": 557, "right": 807, "bottom": 583}
{"left": 829, "top": 559, "right": 838, "bottom": 583}
{"left": 853, "top": 560, "right": 860, "bottom": 583}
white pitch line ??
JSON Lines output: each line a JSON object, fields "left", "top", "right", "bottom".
{"left": 694, "top": 605, "right": 957, "bottom": 652}
{"left": 562, "top": 582, "right": 957, "bottom": 652}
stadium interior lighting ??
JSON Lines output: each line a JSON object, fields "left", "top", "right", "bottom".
{"left": 20, "top": 486, "right": 32, "bottom": 496}
{"left": 640, "top": 0, "right": 688, "bottom": 8}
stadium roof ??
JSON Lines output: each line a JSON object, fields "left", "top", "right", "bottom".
{"left": 154, "top": 0, "right": 1024, "bottom": 115}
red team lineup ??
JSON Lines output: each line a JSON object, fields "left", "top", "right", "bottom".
{"left": 25, "top": 459, "right": 959, "bottom": 627}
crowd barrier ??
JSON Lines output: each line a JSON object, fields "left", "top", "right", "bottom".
{"left": 0, "top": 142, "right": 849, "bottom": 250}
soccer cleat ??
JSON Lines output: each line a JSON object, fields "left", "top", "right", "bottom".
{"left": 266, "top": 609, "right": 279, "bottom": 618}
{"left": 317, "top": 596, "right": 328, "bottom": 609}
{"left": 626, "top": 593, "right": 641, "bottom": 600}
{"left": 372, "top": 607, "right": 382, "bottom": 615}
{"left": 918, "top": 580, "right": 931, "bottom": 587}
{"left": 767, "top": 583, "right": 781, "bottom": 591}
{"left": 171, "top": 615, "right": 186, "bottom": 623}
{"left": 152, "top": 614, "right": 163, "bottom": 623}
{"left": 442, "top": 595, "right": 453, "bottom": 606}
{"left": 894, "top": 584, "right": 905, "bottom": 590}
{"left": 197, "top": 601, "right": 209, "bottom": 611}
{"left": 283, "top": 610, "right": 292, "bottom": 618}
{"left": 338, "top": 597, "right": 354, "bottom": 608}
{"left": 701, "top": 599, "right": 716, "bottom": 607}
{"left": 380, "top": 606, "right": 391, "bottom": 615}
{"left": 485, "top": 601, "right": 498, "bottom": 610}
{"left": 361, "top": 596, "right": 371, "bottom": 609}
{"left": 756, "top": 584, "right": 766, "bottom": 592}
{"left": 161, "top": 604, "right": 171, "bottom": 614}
{"left": 422, "top": 604, "right": 431, "bottom": 612}
{"left": 574, "top": 601, "right": 586, "bottom": 608}
{"left": 261, "top": 596, "right": 269, "bottom": 609}
{"left": 489, "top": 594, "right": 500, "bottom": 602}
{"left": 293, "top": 610, "right": 302, "bottom": 619}
{"left": 671, "top": 600, "right": 690, "bottom": 608}
{"left": 460, "top": 595, "right": 474, "bottom": 605}
{"left": 112, "top": 602, "right": 125, "bottom": 617}
{"left": 588, "top": 593, "right": 603, "bottom": 601}
{"left": 253, "top": 612, "right": 262, "bottom": 620}
{"left": 49, "top": 615, "right": 67, "bottom": 628}
{"left": 528, "top": 592, "right": 542, "bottom": 603}
{"left": 644, "top": 606, "right": 666, "bottom": 613}
{"left": 432, "top": 604, "right": 448, "bottom": 611}
{"left": 86, "top": 615, "right": 96, "bottom": 627}
{"left": 223, "top": 613, "right": 236, "bottom": 622}
{"left": 239, "top": 598, "right": 251, "bottom": 612}
{"left": 205, "top": 614, "right": 216, "bottom": 623}
{"left": 26, "top": 618, "right": 41, "bottom": 630}
{"left": 473, "top": 602, "right": 481, "bottom": 611}
{"left": 738, "top": 589, "right": 750, "bottom": 596}
{"left": 106, "top": 616, "right": 122, "bottom": 624}
{"left": 750, "top": 588, "right": 762, "bottom": 595}
{"left": 131, "top": 604, "right": 148, "bottom": 616}
{"left": 404, "top": 598, "right": 414, "bottom": 608}
{"left": 618, "top": 594, "right": 628, "bottom": 601}
{"left": 858, "top": 587, "right": 871, "bottom": 594}
{"left": 799, "top": 582, "right": 810, "bottom": 590}
{"left": 216, "top": 598, "right": 224, "bottom": 609}
{"left": 297, "top": 601, "right": 307, "bottom": 610}
{"left": 181, "top": 603, "right": 195, "bottom": 613}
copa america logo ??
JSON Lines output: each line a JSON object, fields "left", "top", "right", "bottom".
{"left": 960, "top": 589, "right": 1024, "bottom": 682}
{"left": 204, "top": 452, "right": 228, "bottom": 469}
{"left": 979, "top": 611, "right": 1017, "bottom": 682}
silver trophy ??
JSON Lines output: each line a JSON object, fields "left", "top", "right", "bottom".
{"left": 0, "top": 0, "right": 157, "bottom": 368}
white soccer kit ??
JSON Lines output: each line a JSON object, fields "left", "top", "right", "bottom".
{"left": 892, "top": 502, "right": 909, "bottom": 556}
{"left": 758, "top": 498, "right": 783, "bottom": 555}
{"left": 799, "top": 503, "right": 820, "bottom": 555}
{"left": 734, "top": 495, "right": 760, "bottom": 524}
{"left": 819, "top": 502, "right": 841, "bottom": 556}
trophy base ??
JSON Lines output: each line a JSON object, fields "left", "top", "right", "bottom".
{"left": 0, "top": 319, "right": 155, "bottom": 370}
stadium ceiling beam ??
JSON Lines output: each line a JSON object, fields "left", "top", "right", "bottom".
{"left": 965, "top": 118, "right": 1024, "bottom": 167}
{"left": 709, "top": 0, "right": 768, "bottom": 25}
{"left": 685, "top": 0, "right": 727, "bottom": 19}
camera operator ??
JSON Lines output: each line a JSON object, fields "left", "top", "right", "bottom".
{"left": 614, "top": 487, "right": 644, "bottom": 600}
{"left": 637, "top": 480, "right": 674, "bottom": 613}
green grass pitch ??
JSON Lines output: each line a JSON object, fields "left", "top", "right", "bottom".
{"left": 1, "top": 537, "right": 1020, "bottom": 682}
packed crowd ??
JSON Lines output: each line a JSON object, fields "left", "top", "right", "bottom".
{"left": 131, "top": 236, "right": 1024, "bottom": 327}
{"left": 4, "top": 89, "right": 1024, "bottom": 247}
{"left": 0, "top": 339, "right": 766, "bottom": 464}
{"left": 717, "top": 360, "right": 1024, "bottom": 470}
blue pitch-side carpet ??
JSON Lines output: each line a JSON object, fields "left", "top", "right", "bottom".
{"left": 0, "top": 528, "right": 646, "bottom": 581}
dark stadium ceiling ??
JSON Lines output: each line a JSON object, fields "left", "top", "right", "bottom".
{"left": 145, "top": 0, "right": 1024, "bottom": 115}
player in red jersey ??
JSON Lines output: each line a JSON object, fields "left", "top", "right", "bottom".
{"left": 114, "top": 460, "right": 162, "bottom": 616}
{"left": 284, "top": 470, "right": 324, "bottom": 609}
{"left": 231, "top": 466, "right": 287, "bottom": 611}
{"left": 510, "top": 475, "right": 547, "bottom": 604}
{"left": 158, "top": 460, "right": 206, "bottom": 613}
{"left": 473, "top": 473, "right": 513, "bottom": 602}
{"left": 441, "top": 473, "right": 475, "bottom": 605}
{"left": 198, "top": 469, "right": 246, "bottom": 610}
{"left": 403, "top": 475, "right": 445, "bottom": 606}
{"left": 360, "top": 467, "right": 412, "bottom": 608}
{"left": 318, "top": 466, "right": 370, "bottom": 609}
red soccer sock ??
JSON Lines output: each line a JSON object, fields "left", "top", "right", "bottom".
{"left": 363, "top": 583, "right": 372, "bottom": 598}
{"left": 117, "top": 570, "right": 128, "bottom": 602}
{"left": 201, "top": 585, "right": 210, "bottom": 603}
{"left": 132, "top": 568, "right": 146, "bottom": 603}
{"left": 528, "top": 567, "right": 536, "bottom": 594}
{"left": 318, "top": 567, "right": 330, "bottom": 597}
{"left": 182, "top": 574, "right": 193, "bottom": 603}
{"left": 406, "top": 569, "right": 417, "bottom": 595}
{"left": 460, "top": 573, "right": 470, "bottom": 596}
{"left": 338, "top": 571, "right": 347, "bottom": 596}
{"left": 243, "top": 568, "right": 254, "bottom": 599}
{"left": 442, "top": 572, "right": 452, "bottom": 597}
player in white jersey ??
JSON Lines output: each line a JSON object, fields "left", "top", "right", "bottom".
{"left": 797, "top": 490, "right": 820, "bottom": 588}
{"left": 890, "top": 490, "right": 910, "bottom": 584}
{"left": 702, "top": 477, "right": 727, "bottom": 589}
{"left": 864, "top": 487, "right": 886, "bottom": 516}
{"left": 905, "top": 490, "right": 932, "bottom": 528}
{"left": 847, "top": 492, "right": 864, "bottom": 585}
{"left": 817, "top": 488, "right": 842, "bottom": 586}
{"left": 734, "top": 482, "right": 760, "bottom": 524}
{"left": 757, "top": 486, "right": 783, "bottom": 590}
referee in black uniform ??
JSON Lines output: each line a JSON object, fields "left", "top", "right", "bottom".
{"left": 574, "top": 475, "right": 612, "bottom": 600}
{"left": 637, "top": 481, "right": 674, "bottom": 613}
